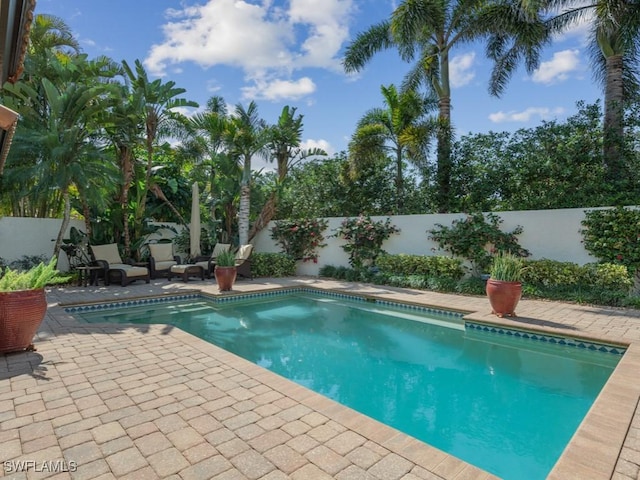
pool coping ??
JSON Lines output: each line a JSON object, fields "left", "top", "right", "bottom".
{"left": 59, "top": 284, "right": 640, "bottom": 479}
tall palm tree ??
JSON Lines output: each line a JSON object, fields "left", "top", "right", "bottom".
{"left": 187, "top": 95, "right": 232, "bottom": 224}
{"left": 3, "top": 76, "right": 119, "bottom": 255}
{"left": 122, "top": 59, "right": 198, "bottom": 242}
{"left": 343, "top": 0, "right": 545, "bottom": 212}
{"left": 349, "top": 84, "right": 433, "bottom": 213}
{"left": 545, "top": 0, "right": 640, "bottom": 184}
{"left": 249, "top": 105, "right": 326, "bottom": 239}
{"left": 102, "top": 82, "right": 144, "bottom": 255}
{"left": 223, "top": 101, "right": 270, "bottom": 246}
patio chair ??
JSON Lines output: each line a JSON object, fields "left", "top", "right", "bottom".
{"left": 148, "top": 243, "right": 180, "bottom": 279}
{"left": 194, "top": 243, "right": 231, "bottom": 278}
{"left": 235, "top": 244, "right": 254, "bottom": 280}
{"left": 90, "top": 243, "right": 150, "bottom": 287}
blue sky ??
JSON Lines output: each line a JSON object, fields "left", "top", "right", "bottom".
{"left": 38, "top": 0, "right": 601, "bottom": 159}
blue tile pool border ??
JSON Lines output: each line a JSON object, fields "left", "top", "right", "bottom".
{"left": 466, "top": 322, "right": 626, "bottom": 355}
{"left": 64, "top": 287, "right": 626, "bottom": 356}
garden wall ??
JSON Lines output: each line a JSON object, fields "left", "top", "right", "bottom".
{"left": 252, "top": 208, "right": 605, "bottom": 276}
{"left": 0, "top": 207, "right": 612, "bottom": 275}
{"left": 0, "top": 218, "right": 180, "bottom": 272}
{"left": 0, "top": 217, "right": 86, "bottom": 271}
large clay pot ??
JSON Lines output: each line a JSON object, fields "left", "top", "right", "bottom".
{"left": 486, "top": 279, "right": 522, "bottom": 318}
{"left": 0, "top": 288, "right": 47, "bottom": 353}
{"left": 214, "top": 266, "right": 237, "bottom": 292}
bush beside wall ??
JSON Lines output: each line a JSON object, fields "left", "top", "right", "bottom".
{"left": 252, "top": 253, "right": 296, "bottom": 277}
{"left": 376, "top": 253, "right": 465, "bottom": 281}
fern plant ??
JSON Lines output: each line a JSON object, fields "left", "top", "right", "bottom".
{"left": 0, "top": 258, "right": 62, "bottom": 292}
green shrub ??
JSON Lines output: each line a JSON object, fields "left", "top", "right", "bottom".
{"left": 455, "top": 277, "right": 486, "bottom": 295}
{"left": 334, "top": 215, "right": 400, "bottom": 271}
{"left": 522, "top": 259, "right": 584, "bottom": 286}
{"left": 428, "top": 212, "right": 529, "bottom": 276}
{"left": 581, "top": 207, "right": 640, "bottom": 277}
{"left": 376, "top": 254, "right": 465, "bottom": 281}
{"left": 251, "top": 253, "right": 296, "bottom": 277}
{"left": 318, "top": 265, "right": 337, "bottom": 277}
{"left": 582, "top": 262, "right": 633, "bottom": 290}
{"left": 522, "top": 259, "right": 632, "bottom": 291}
{"left": 271, "top": 218, "right": 329, "bottom": 262}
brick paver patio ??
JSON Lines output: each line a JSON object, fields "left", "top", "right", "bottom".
{"left": 1, "top": 277, "right": 639, "bottom": 479}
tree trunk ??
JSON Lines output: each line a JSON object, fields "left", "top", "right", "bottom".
{"left": 53, "top": 188, "right": 71, "bottom": 258}
{"left": 395, "top": 147, "right": 404, "bottom": 214}
{"left": 603, "top": 54, "right": 625, "bottom": 185}
{"left": 150, "top": 184, "right": 187, "bottom": 225}
{"left": 238, "top": 183, "right": 251, "bottom": 246}
{"left": 435, "top": 115, "right": 452, "bottom": 213}
{"left": 249, "top": 191, "right": 277, "bottom": 241}
{"left": 120, "top": 146, "right": 133, "bottom": 258}
{"left": 436, "top": 52, "right": 452, "bottom": 213}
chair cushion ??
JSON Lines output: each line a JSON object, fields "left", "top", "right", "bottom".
{"left": 149, "top": 243, "right": 174, "bottom": 262}
{"left": 211, "top": 243, "right": 231, "bottom": 259}
{"left": 116, "top": 266, "right": 148, "bottom": 278}
{"left": 194, "top": 260, "right": 210, "bottom": 270}
{"left": 236, "top": 244, "right": 253, "bottom": 262}
{"left": 171, "top": 264, "right": 204, "bottom": 274}
{"left": 154, "top": 260, "right": 177, "bottom": 271}
{"left": 92, "top": 244, "right": 122, "bottom": 265}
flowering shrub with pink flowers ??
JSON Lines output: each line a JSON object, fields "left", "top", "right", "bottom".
{"left": 334, "top": 215, "right": 400, "bottom": 270}
{"left": 271, "top": 218, "right": 329, "bottom": 262}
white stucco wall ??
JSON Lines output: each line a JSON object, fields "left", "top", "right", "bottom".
{"left": 0, "top": 217, "right": 86, "bottom": 271}
{"left": 252, "top": 208, "right": 602, "bottom": 276}
{"left": 0, "top": 207, "right": 615, "bottom": 275}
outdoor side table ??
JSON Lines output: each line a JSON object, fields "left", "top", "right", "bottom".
{"left": 76, "top": 265, "right": 102, "bottom": 287}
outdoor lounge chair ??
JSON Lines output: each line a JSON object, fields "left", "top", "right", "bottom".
{"left": 235, "top": 244, "right": 253, "bottom": 280}
{"left": 194, "top": 243, "right": 231, "bottom": 278}
{"left": 90, "top": 243, "right": 150, "bottom": 287}
{"left": 148, "top": 243, "right": 180, "bottom": 279}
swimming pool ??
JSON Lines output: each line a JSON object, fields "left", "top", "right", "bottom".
{"left": 71, "top": 290, "right": 623, "bottom": 480}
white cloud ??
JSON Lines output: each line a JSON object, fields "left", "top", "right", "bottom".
{"left": 241, "top": 76, "right": 317, "bottom": 101}
{"left": 532, "top": 49, "right": 581, "bottom": 84}
{"left": 489, "top": 107, "right": 565, "bottom": 123}
{"left": 144, "top": 0, "right": 355, "bottom": 102}
{"left": 450, "top": 52, "right": 476, "bottom": 88}
{"left": 301, "top": 138, "right": 334, "bottom": 156}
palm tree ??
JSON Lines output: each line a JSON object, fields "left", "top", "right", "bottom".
{"left": 349, "top": 84, "right": 433, "bottom": 213}
{"left": 223, "top": 101, "right": 270, "bottom": 246}
{"left": 187, "top": 95, "right": 232, "bottom": 223}
{"left": 122, "top": 59, "right": 198, "bottom": 242}
{"left": 102, "top": 82, "right": 144, "bottom": 255}
{"left": 545, "top": 0, "right": 640, "bottom": 184}
{"left": 343, "top": 0, "right": 546, "bottom": 212}
{"left": 0, "top": 14, "right": 81, "bottom": 179}
{"left": 249, "top": 105, "right": 326, "bottom": 239}
{"left": 3, "top": 76, "right": 119, "bottom": 256}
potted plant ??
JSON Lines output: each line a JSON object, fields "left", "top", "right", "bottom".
{"left": 0, "top": 258, "right": 61, "bottom": 353}
{"left": 214, "top": 249, "right": 237, "bottom": 292}
{"left": 486, "top": 252, "right": 525, "bottom": 317}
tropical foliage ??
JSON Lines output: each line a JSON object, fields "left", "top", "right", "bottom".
{"left": 334, "top": 215, "right": 400, "bottom": 270}
{"left": 271, "top": 218, "right": 329, "bottom": 262}
{"left": 0, "top": 11, "right": 639, "bottom": 268}
{"left": 429, "top": 213, "right": 529, "bottom": 276}
{"left": 581, "top": 207, "right": 640, "bottom": 283}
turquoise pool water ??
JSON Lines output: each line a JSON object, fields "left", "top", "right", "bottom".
{"left": 74, "top": 292, "right": 621, "bottom": 480}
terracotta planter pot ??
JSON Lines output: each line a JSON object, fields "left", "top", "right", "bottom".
{"left": 486, "top": 279, "right": 522, "bottom": 318}
{"left": 0, "top": 288, "right": 47, "bottom": 353}
{"left": 214, "top": 266, "right": 237, "bottom": 292}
